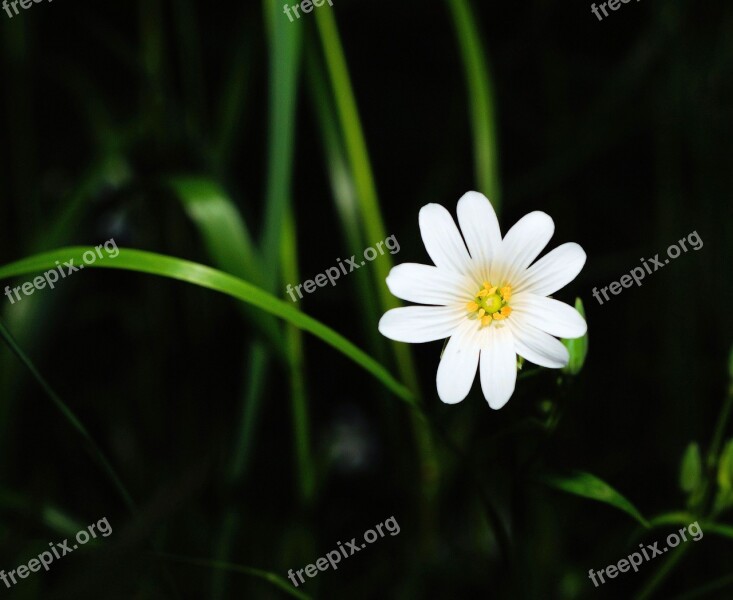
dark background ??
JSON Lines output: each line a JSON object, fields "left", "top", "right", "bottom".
{"left": 0, "top": 0, "right": 732, "bottom": 598}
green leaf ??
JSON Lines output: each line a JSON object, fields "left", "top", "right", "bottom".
{"left": 543, "top": 471, "right": 649, "bottom": 528}
{"left": 702, "top": 521, "right": 733, "bottom": 540}
{"left": 650, "top": 517, "right": 733, "bottom": 542}
{"left": 717, "top": 439, "right": 733, "bottom": 492}
{"left": 155, "top": 553, "right": 311, "bottom": 600}
{"left": 260, "top": 0, "right": 302, "bottom": 291}
{"left": 562, "top": 298, "right": 588, "bottom": 375}
{"left": 446, "top": 0, "right": 501, "bottom": 208}
{"left": 0, "top": 247, "right": 413, "bottom": 403}
{"left": 168, "top": 176, "right": 261, "bottom": 284}
{"left": 0, "top": 319, "right": 135, "bottom": 513}
{"left": 648, "top": 511, "right": 696, "bottom": 528}
{"left": 167, "top": 176, "right": 283, "bottom": 355}
{"left": 680, "top": 442, "right": 703, "bottom": 493}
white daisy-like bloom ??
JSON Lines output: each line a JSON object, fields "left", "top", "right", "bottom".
{"left": 378, "top": 192, "right": 587, "bottom": 409}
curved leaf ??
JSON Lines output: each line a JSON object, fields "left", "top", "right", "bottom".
{"left": 543, "top": 471, "right": 650, "bottom": 528}
{"left": 0, "top": 247, "right": 413, "bottom": 403}
{"left": 156, "top": 553, "right": 311, "bottom": 600}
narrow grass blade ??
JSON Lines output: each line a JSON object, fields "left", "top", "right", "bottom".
{"left": 155, "top": 553, "right": 311, "bottom": 600}
{"left": 0, "top": 489, "right": 85, "bottom": 538}
{"left": 304, "top": 44, "right": 385, "bottom": 358}
{"left": 170, "top": 176, "right": 287, "bottom": 355}
{"left": 446, "top": 0, "right": 501, "bottom": 207}
{"left": 168, "top": 176, "right": 262, "bottom": 285}
{"left": 212, "top": 35, "right": 254, "bottom": 173}
{"left": 313, "top": 9, "right": 395, "bottom": 314}
{"left": 173, "top": 0, "right": 207, "bottom": 139}
{"left": 281, "top": 211, "right": 315, "bottom": 504}
{"left": 260, "top": 0, "right": 302, "bottom": 290}
{"left": 312, "top": 8, "right": 423, "bottom": 406}
{"left": 543, "top": 471, "right": 650, "bottom": 528}
{"left": 313, "top": 8, "right": 439, "bottom": 551}
{"left": 212, "top": 342, "right": 272, "bottom": 599}
{"left": 0, "top": 248, "right": 413, "bottom": 402}
{"left": 0, "top": 319, "right": 135, "bottom": 513}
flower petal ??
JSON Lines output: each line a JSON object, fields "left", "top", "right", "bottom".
{"left": 511, "top": 293, "right": 587, "bottom": 339}
{"left": 385, "top": 263, "right": 473, "bottom": 306}
{"left": 456, "top": 191, "right": 502, "bottom": 269}
{"left": 508, "top": 320, "right": 569, "bottom": 368}
{"left": 419, "top": 203, "right": 472, "bottom": 274}
{"left": 436, "top": 318, "right": 482, "bottom": 404}
{"left": 379, "top": 306, "right": 464, "bottom": 343}
{"left": 479, "top": 326, "right": 516, "bottom": 409}
{"left": 514, "top": 242, "right": 586, "bottom": 296}
{"left": 491, "top": 211, "right": 554, "bottom": 285}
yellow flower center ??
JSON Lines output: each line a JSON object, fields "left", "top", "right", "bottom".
{"left": 465, "top": 282, "right": 512, "bottom": 328}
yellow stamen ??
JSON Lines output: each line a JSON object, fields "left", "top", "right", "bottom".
{"left": 468, "top": 282, "right": 512, "bottom": 328}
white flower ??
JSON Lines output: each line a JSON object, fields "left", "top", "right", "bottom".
{"left": 378, "top": 192, "right": 587, "bottom": 409}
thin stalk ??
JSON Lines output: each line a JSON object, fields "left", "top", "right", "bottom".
{"left": 282, "top": 211, "right": 315, "bottom": 504}
{"left": 0, "top": 319, "right": 135, "bottom": 514}
{"left": 707, "top": 384, "right": 733, "bottom": 471}
{"left": 637, "top": 383, "right": 733, "bottom": 599}
{"left": 157, "top": 553, "right": 312, "bottom": 600}
{"left": 314, "top": 8, "right": 440, "bottom": 550}
{"left": 260, "top": 0, "right": 302, "bottom": 290}
{"left": 635, "top": 544, "right": 690, "bottom": 600}
{"left": 446, "top": 0, "right": 501, "bottom": 206}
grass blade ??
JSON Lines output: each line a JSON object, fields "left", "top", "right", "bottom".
{"left": 446, "top": 0, "right": 501, "bottom": 207}
{"left": 0, "top": 247, "right": 413, "bottom": 402}
{"left": 156, "top": 553, "right": 311, "bottom": 600}
{"left": 0, "top": 319, "right": 135, "bottom": 513}
{"left": 260, "top": 0, "right": 302, "bottom": 290}
{"left": 304, "top": 44, "right": 385, "bottom": 358}
{"left": 313, "top": 8, "right": 440, "bottom": 552}
{"left": 282, "top": 210, "right": 315, "bottom": 504}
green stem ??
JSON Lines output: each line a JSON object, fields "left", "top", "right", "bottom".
{"left": 314, "top": 8, "right": 440, "bottom": 551}
{"left": 708, "top": 385, "right": 733, "bottom": 471}
{"left": 446, "top": 0, "right": 501, "bottom": 206}
{"left": 156, "top": 552, "right": 312, "bottom": 600}
{"left": 282, "top": 211, "right": 315, "bottom": 504}
{"left": 636, "top": 383, "right": 733, "bottom": 600}
{"left": 0, "top": 319, "right": 135, "bottom": 513}
{"left": 635, "top": 544, "right": 690, "bottom": 600}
